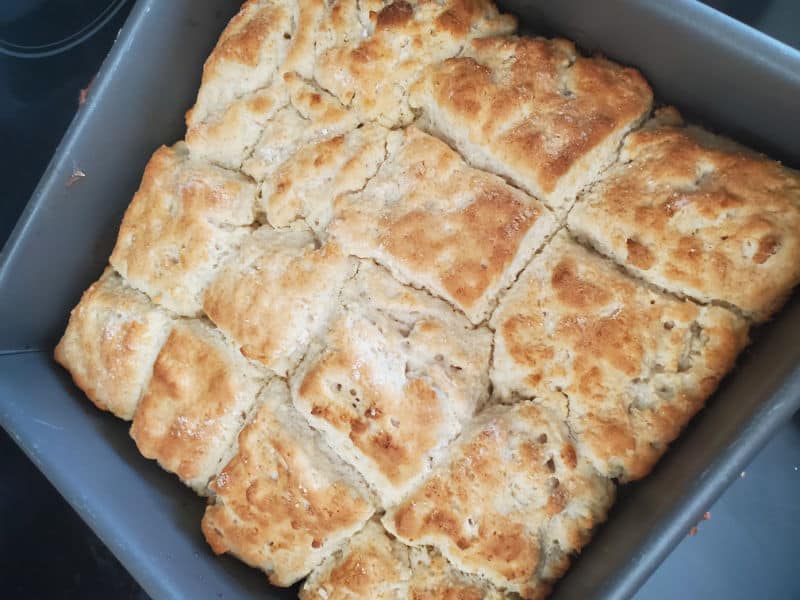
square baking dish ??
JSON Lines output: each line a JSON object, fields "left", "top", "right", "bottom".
{"left": 1, "top": 1, "right": 798, "bottom": 598}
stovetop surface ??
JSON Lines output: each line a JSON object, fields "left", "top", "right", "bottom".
{"left": 0, "top": 1, "right": 797, "bottom": 599}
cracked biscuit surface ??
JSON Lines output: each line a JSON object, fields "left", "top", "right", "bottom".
{"left": 314, "top": 0, "right": 516, "bottom": 127}
{"left": 202, "top": 379, "right": 375, "bottom": 586}
{"left": 292, "top": 261, "right": 492, "bottom": 506}
{"left": 410, "top": 36, "right": 653, "bottom": 215}
{"left": 383, "top": 401, "right": 614, "bottom": 599}
{"left": 331, "top": 127, "right": 557, "bottom": 324}
{"left": 186, "top": 0, "right": 326, "bottom": 127}
{"left": 130, "top": 320, "right": 265, "bottom": 494}
{"left": 55, "top": 269, "right": 173, "bottom": 420}
{"left": 110, "top": 143, "right": 257, "bottom": 316}
{"left": 203, "top": 227, "right": 355, "bottom": 376}
{"left": 301, "top": 519, "right": 505, "bottom": 599}
{"left": 490, "top": 231, "right": 749, "bottom": 481}
{"left": 568, "top": 108, "right": 800, "bottom": 321}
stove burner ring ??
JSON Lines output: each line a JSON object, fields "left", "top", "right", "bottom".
{"left": 0, "top": 0, "right": 128, "bottom": 59}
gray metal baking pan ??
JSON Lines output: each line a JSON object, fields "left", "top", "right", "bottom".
{"left": 1, "top": 1, "right": 798, "bottom": 598}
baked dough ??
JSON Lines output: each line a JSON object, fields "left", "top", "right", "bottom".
{"left": 130, "top": 320, "right": 265, "bottom": 494}
{"left": 55, "top": 0, "right": 798, "bottom": 596}
{"left": 203, "top": 227, "right": 355, "bottom": 376}
{"left": 263, "top": 122, "right": 389, "bottom": 232}
{"left": 202, "top": 379, "right": 374, "bottom": 586}
{"left": 314, "top": 0, "right": 516, "bottom": 126}
{"left": 110, "top": 143, "right": 257, "bottom": 316}
{"left": 55, "top": 269, "right": 172, "bottom": 420}
{"left": 292, "top": 260, "right": 492, "bottom": 506}
{"left": 331, "top": 127, "right": 557, "bottom": 324}
{"left": 569, "top": 107, "right": 800, "bottom": 321}
{"left": 301, "top": 519, "right": 505, "bottom": 599}
{"left": 410, "top": 36, "right": 653, "bottom": 215}
{"left": 383, "top": 401, "right": 614, "bottom": 599}
{"left": 490, "top": 231, "right": 749, "bottom": 481}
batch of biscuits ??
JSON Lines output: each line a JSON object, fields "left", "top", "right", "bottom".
{"left": 55, "top": 0, "right": 800, "bottom": 598}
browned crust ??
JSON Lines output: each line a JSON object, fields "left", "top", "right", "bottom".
{"left": 384, "top": 401, "right": 614, "bottom": 598}
{"left": 129, "top": 321, "right": 263, "bottom": 492}
{"left": 491, "top": 232, "right": 749, "bottom": 481}
{"left": 201, "top": 382, "right": 373, "bottom": 586}
{"left": 410, "top": 36, "right": 653, "bottom": 211}
{"left": 569, "top": 108, "right": 800, "bottom": 321}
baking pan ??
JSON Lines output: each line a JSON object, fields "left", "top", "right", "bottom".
{"left": 1, "top": 1, "right": 798, "bottom": 598}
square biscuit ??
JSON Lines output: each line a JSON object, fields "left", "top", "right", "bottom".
{"left": 263, "top": 122, "right": 389, "bottom": 232}
{"left": 300, "top": 519, "right": 505, "bottom": 600}
{"left": 383, "top": 401, "right": 614, "bottom": 599}
{"left": 490, "top": 231, "right": 749, "bottom": 481}
{"left": 110, "top": 143, "right": 257, "bottom": 316}
{"left": 130, "top": 320, "right": 265, "bottom": 494}
{"left": 568, "top": 108, "right": 800, "bottom": 321}
{"left": 186, "top": 0, "right": 323, "bottom": 127}
{"left": 410, "top": 36, "right": 653, "bottom": 215}
{"left": 203, "top": 227, "right": 356, "bottom": 377}
{"left": 242, "top": 73, "right": 359, "bottom": 183}
{"left": 292, "top": 261, "right": 493, "bottom": 506}
{"left": 55, "top": 269, "right": 173, "bottom": 420}
{"left": 202, "top": 379, "right": 375, "bottom": 586}
{"left": 313, "top": 0, "right": 516, "bottom": 127}
{"left": 330, "top": 127, "right": 557, "bottom": 324}
{"left": 300, "top": 520, "right": 411, "bottom": 600}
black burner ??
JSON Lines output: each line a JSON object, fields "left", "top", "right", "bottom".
{"left": 0, "top": 0, "right": 128, "bottom": 59}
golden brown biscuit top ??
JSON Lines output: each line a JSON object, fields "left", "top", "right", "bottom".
{"left": 263, "top": 122, "right": 390, "bottom": 231}
{"left": 242, "top": 73, "right": 359, "bottom": 182}
{"left": 300, "top": 520, "right": 411, "bottom": 599}
{"left": 293, "top": 261, "right": 492, "bottom": 505}
{"left": 331, "top": 127, "right": 557, "bottom": 323}
{"left": 569, "top": 108, "right": 800, "bottom": 321}
{"left": 54, "top": 269, "right": 173, "bottom": 420}
{"left": 301, "top": 519, "right": 505, "bottom": 599}
{"left": 410, "top": 36, "right": 652, "bottom": 212}
{"left": 384, "top": 401, "right": 613, "bottom": 598}
{"left": 109, "top": 143, "right": 257, "bottom": 316}
{"left": 203, "top": 380, "right": 374, "bottom": 586}
{"left": 130, "top": 320, "right": 264, "bottom": 492}
{"left": 314, "top": 0, "right": 516, "bottom": 125}
{"left": 490, "top": 232, "right": 749, "bottom": 480}
{"left": 188, "top": 0, "right": 297, "bottom": 125}
{"left": 203, "top": 228, "right": 355, "bottom": 376}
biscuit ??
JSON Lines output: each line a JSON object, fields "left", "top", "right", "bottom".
{"left": 55, "top": 269, "right": 172, "bottom": 420}
{"left": 263, "top": 122, "right": 389, "bottom": 232}
{"left": 186, "top": 82, "right": 287, "bottom": 171}
{"left": 202, "top": 379, "right": 374, "bottom": 586}
{"left": 187, "top": 0, "right": 304, "bottom": 127}
{"left": 568, "top": 107, "right": 800, "bottom": 321}
{"left": 330, "top": 127, "right": 557, "bottom": 324}
{"left": 383, "top": 401, "right": 614, "bottom": 599}
{"left": 292, "top": 261, "right": 492, "bottom": 506}
{"left": 490, "top": 231, "right": 749, "bottom": 481}
{"left": 203, "top": 227, "right": 356, "bottom": 376}
{"left": 130, "top": 320, "right": 265, "bottom": 494}
{"left": 242, "top": 73, "right": 359, "bottom": 183}
{"left": 410, "top": 36, "right": 653, "bottom": 215}
{"left": 314, "top": 0, "right": 516, "bottom": 126}
{"left": 301, "top": 519, "right": 505, "bottom": 599}
{"left": 110, "top": 143, "right": 257, "bottom": 316}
